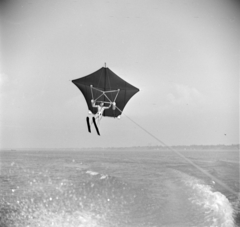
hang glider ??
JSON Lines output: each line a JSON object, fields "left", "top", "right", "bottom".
{"left": 72, "top": 66, "right": 139, "bottom": 118}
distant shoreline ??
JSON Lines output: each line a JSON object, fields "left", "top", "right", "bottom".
{"left": 1, "top": 144, "right": 239, "bottom": 152}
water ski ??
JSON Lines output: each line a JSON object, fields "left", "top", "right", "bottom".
{"left": 92, "top": 117, "right": 100, "bottom": 136}
{"left": 86, "top": 117, "right": 91, "bottom": 133}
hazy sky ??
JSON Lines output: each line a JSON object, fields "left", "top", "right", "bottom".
{"left": 1, "top": 0, "right": 239, "bottom": 149}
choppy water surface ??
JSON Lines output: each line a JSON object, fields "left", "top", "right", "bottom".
{"left": 0, "top": 149, "right": 239, "bottom": 227}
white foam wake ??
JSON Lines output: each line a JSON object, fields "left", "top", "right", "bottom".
{"left": 183, "top": 177, "right": 235, "bottom": 227}
{"left": 86, "top": 170, "right": 108, "bottom": 179}
{"left": 27, "top": 209, "right": 102, "bottom": 227}
{"left": 86, "top": 170, "right": 99, "bottom": 176}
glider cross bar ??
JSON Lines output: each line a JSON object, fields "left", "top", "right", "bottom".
{"left": 90, "top": 85, "right": 120, "bottom": 105}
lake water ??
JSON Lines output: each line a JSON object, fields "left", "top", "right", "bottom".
{"left": 0, "top": 149, "right": 239, "bottom": 227}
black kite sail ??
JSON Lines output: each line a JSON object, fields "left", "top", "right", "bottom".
{"left": 72, "top": 66, "right": 139, "bottom": 118}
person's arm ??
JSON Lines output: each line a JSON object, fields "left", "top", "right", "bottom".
{"left": 112, "top": 102, "right": 116, "bottom": 110}
{"left": 91, "top": 99, "right": 97, "bottom": 108}
{"left": 103, "top": 102, "right": 112, "bottom": 110}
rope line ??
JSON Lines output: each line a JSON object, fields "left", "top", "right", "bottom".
{"left": 116, "top": 106, "right": 238, "bottom": 196}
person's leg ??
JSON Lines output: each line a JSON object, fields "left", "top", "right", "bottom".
{"left": 98, "top": 113, "right": 103, "bottom": 124}
{"left": 93, "top": 113, "right": 99, "bottom": 123}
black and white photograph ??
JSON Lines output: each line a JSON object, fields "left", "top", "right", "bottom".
{"left": 0, "top": 0, "right": 239, "bottom": 226}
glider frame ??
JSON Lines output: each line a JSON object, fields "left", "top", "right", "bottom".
{"left": 90, "top": 85, "right": 120, "bottom": 105}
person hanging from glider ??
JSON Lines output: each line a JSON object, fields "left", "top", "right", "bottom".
{"left": 72, "top": 64, "right": 139, "bottom": 136}
{"left": 86, "top": 100, "right": 113, "bottom": 135}
{"left": 91, "top": 100, "right": 112, "bottom": 124}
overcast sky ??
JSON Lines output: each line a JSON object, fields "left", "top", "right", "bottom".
{"left": 1, "top": 0, "right": 239, "bottom": 149}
